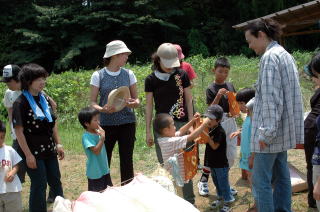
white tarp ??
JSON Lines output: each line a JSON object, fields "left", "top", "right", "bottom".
{"left": 54, "top": 174, "right": 199, "bottom": 212}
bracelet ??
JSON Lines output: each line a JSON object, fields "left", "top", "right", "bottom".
{"left": 56, "top": 144, "right": 63, "bottom": 148}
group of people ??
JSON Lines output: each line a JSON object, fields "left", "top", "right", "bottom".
{"left": 0, "top": 17, "right": 318, "bottom": 212}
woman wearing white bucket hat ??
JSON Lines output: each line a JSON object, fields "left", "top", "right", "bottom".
{"left": 90, "top": 40, "right": 140, "bottom": 185}
{"left": 144, "top": 43, "right": 194, "bottom": 204}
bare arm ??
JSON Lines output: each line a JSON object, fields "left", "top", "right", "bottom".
{"left": 211, "top": 88, "right": 228, "bottom": 105}
{"left": 127, "top": 83, "right": 140, "bottom": 108}
{"left": 53, "top": 122, "right": 64, "bottom": 160}
{"left": 145, "top": 92, "right": 154, "bottom": 147}
{"left": 4, "top": 164, "right": 19, "bottom": 182}
{"left": 184, "top": 87, "right": 193, "bottom": 121}
{"left": 15, "top": 126, "right": 37, "bottom": 169}
{"left": 48, "top": 96, "right": 57, "bottom": 112}
{"left": 89, "top": 126, "right": 105, "bottom": 155}
{"left": 207, "top": 138, "right": 220, "bottom": 150}
{"left": 7, "top": 108, "right": 13, "bottom": 127}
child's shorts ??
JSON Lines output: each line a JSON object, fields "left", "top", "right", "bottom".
{"left": 0, "top": 191, "right": 22, "bottom": 212}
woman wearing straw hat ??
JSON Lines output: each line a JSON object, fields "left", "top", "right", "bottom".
{"left": 90, "top": 40, "right": 140, "bottom": 185}
{"left": 144, "top": 43, "right": 194, "bottom": 204}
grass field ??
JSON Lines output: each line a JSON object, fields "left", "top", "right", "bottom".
{"left": 4, "top": 52, "right": 317, "bottom": 211}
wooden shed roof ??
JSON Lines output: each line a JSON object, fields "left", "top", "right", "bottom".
{"left": 233, "top": 0, "right": 320, "bottom": 37}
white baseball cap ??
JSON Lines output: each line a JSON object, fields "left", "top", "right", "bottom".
{"left": 103, "top": 40, "right": 132, "bottom": 58}
{"left": 157, "top": 43, "right": 180, "bottom": 68}
{"left": 1, "top": 64, "right": 21, "bottom": 82}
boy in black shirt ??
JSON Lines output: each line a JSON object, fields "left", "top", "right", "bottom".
{"left": 199, "top": 57, "right": 238, "bottom": 197}
{"left": 204, "top": 105, "right": 235, "bottom": 211}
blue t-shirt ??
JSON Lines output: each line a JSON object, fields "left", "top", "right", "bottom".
{"left": 239, "top": 116, "right": 252, "bottom": 171}
{"left": 82, "top": 131, "right": 109, "bottom": 179}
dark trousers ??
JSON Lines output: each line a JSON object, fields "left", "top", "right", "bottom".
{"left": 25, "top": 157, "right": 63, "bottom": 212}
{"left": 102, "top": 123, "right": 136, "bottom": 185}
{"left": 88, "top": 173, "right": 113, "bottom": 192}
{"left": 305, "top": 127, "right": 317, "bottom": 207}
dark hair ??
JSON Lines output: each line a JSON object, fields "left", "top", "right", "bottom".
{"left": 244, "top": 19, "right": 282, "bottom": 42}
{"left": 310, "top": 53, "right": 320, "bottom": 74}
{"left": 103, "top": 57, "right": 111, "bottom": 67}
{"left": 0, "top": 121, "right": 6, "bottom": 133}
{"left": 153, "top": 113, "right": 172, "bottom": 135}
{"left": 151, "top": 52, "right": 162, "bottom": 72}
{"left": 236, "top": 88, "right": 255, "bottom": 103}
{"left": 19, "top": 63, "right": 48, "bottom": 91}
{"left": 214, "top": 57, "right": 230, "bottom": 69}
{"left": 78, "top": 107, "right": 100, "bottom": 129}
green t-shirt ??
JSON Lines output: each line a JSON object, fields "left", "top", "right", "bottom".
{"left": 82, "top": 131, "right": 109, "bottom": 179}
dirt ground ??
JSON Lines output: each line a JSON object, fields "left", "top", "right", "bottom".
{"left": 21, "top": 148, "right": 315, "bottom": 212}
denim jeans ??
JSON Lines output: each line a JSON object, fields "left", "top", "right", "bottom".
{"left": 210, "top": 167, "right": 233, "bottom": 202}
{"left": 25, "top": 157, "right": 63, "bottom": 212}
{"left": 252, "top": 151, "right": 291, "bottom": 212}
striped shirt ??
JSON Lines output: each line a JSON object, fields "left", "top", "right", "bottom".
{"left": 251, "top": 41, "right": 304, "bottom": 153}
{"left": 158, "top": 132, "right": 187, "bottom": 182}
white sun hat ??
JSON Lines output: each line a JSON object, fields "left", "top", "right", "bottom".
{"left": 103, "top": 40, "right": 132, "bottom": 58}
{"left": 106, "top": 86, "right": 130, "bottom": 112}
{"left": 157, "top": 43, "right": 180, "bottom": 68}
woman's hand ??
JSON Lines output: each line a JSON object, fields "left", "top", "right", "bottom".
{"left": 26, "top": 154, "right": 37, "bottom": 169}
{"left": 57, "top": 145, "right": 65, "bottom": 160}
{"left": 248, "top": 153, "right": 254, "bottom": 169}
{"left": 101, "top": 104, "right": 116, "bottom": 114}
{"left": 126, "top": 98, "right": 139, "bottom": 109}
{"left": 146, "top": 132, "right": 154, "bottom": 147}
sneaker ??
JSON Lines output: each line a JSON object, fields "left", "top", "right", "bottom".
{"left": 220, "top": 204, "right": 231, "bottom": 212}
{"left": 224, "top": 195, "right": 235, "bottom": 204}
{"left": 198, "top": 181, "right": 209, "bottom": 196}
{"left": 230, "top": 187, "right": 238, "bottom": 196}
{"left": 210, "top": 199, "right": 222, "bottom": 209}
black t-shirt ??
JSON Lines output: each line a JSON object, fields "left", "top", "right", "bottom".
{"left": 305, "top": 88, "right": 320, "bottom": 129}
{"left": 12, "top": 94, "right": 57, "bottom": 159}
{"left": 205, "top": 124, "right": 228, "bottom": 168}
{"left": 206, "top": 82, "right": 236, "bottom": 113}
{"left": 145, "top": 69, "right": 191, "bottom": 122}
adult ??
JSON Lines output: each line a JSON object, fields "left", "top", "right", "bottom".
{"left": 90, "top": 40, "right": 140, "bottom": 185}
{"left": 244, "top": 19, "right": 304, "bottom": 212}
{"left": 304, "top": 53, "right": 320, "bottom": 209}
{"left": 13, "top": 63, "right": 64, "bottom": 212}
{"left": 145, "top": 43, "right": 194, "bottom": 203}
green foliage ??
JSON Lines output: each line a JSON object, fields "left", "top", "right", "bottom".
{"left": 187, "top": 29, "right": 209, "bottom": 57}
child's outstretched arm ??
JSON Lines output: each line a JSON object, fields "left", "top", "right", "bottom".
{"left": 90, "top": 126, "right": 105, "bottom": 155}
{"left": 186, "top": 118, "right": 210, "bottom": 142}
{"left": 179, "top": 113, "right": 201, "bottom": 135}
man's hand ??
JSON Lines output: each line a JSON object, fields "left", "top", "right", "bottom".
{"left": 259, "top": 141, "right": 268, "bottom": 150}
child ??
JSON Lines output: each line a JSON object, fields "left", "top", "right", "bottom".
{"left": 230, "top": 88, "right": 256, "bottom": 212}
{"left": 203, "top": 105, "right": 235, "bottom": 212}
{"left": 198, "top": 57, "right": 238, "bottom": 197}
{"left": 230, "top": 88, "right": 255, "bottom": 176}
{"left": 1, "top": 64, "right": 57, "bottom": 203}
{"left": 78, "top": 107, "right": 112, "bottom": 192}
{"left": 0, "top": 121, "right": 23, "bottom": 212}
{"left": 174, "top": 44, "right": 197, "bottom": 88}
{"left": 153, "top": 113, "right": 209, "bottom": 205}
